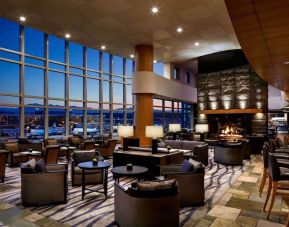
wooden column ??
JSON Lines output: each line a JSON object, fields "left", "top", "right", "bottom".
{"left": 135, "top": 44, "right": 154, "bottom": 147}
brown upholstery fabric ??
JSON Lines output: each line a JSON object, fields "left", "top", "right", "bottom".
{"left": 69, "top": 137, "right": 81, "bottom": 148}
{"left": 137, "top": 179, "right": 176, "bottom": 190}
{"left": 45, "top": 138, "right": 58, "bottom": 146}
{"left": 44, "top": 145, "right": 59, "bottom": 164}
{"left": 114, "top": 182, "right": 179, "bottom": 227}
{"left": 21, "top": 163, "right": 68, "bottom": 206}
{"left": 4, "top": 143, "right": 19, "bottom": 153}
{"left": 82, "top": 140, "right": 95, "bottom": 150}
{"left": 97, "top": 139, "right": 117, "bottom": 157}
{"left": 71, "top": 150, "right": 102, "bottom": 186}
{"left": 0, "top": 151, "right": 8, "bottom": 182}
{"left": 4, "top": 143, "right": 27, "bottom": 166}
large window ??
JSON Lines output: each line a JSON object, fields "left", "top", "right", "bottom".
{"left": 0, "top": 18, "right": 134, "bottom": 140}
{"left": 153, "top": 61, "right": 164, "bottom": 76}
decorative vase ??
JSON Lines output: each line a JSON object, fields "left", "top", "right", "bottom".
{"left": 127, "top": 164, "right": 133, "bottom": 170}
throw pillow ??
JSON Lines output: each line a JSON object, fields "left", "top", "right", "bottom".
{"left": 35, "top": 159, "right": 47, "bottom": 172}
{"left": 137, "top": 179, "right": 176, "bottom": 190}
{"left": 180, "top": 159, "right": 193, "bottom": 172}
{"left": 157, "top": 139, "right": 166, "bottom": 148}
{"left": 21, "top": 158, "right": 37, "bottom": 173}
{"left": 188, "top": 158, "right": 204, "bottom": 173}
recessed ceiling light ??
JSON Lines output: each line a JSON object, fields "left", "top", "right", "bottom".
{"left": 101, "top": 45, "right": 106, "bottom": 50}
{"left": 151, "top": 6, "right": 159, "bottom": 14}
{"left": 130, "top": 54, "right": 135, "bottom": 58}
{"left": 19, "top": 16, "right": 26, "bottom": 22}
{"left": 65, "top": 33, "right": 71, "bottom": 39}
{"left": 153, "top": 60, "right": 157, "bottom": 63}
{"left": 194, "top": 42, "right": 199, "bottom": 46}
{"left": 284, "top": 61, "right": 289, "bottom": 65}
{"left": 176, "top": 27, "right": 183, "bottom": 33}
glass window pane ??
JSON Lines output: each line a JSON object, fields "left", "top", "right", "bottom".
{"left": 0, "top": 96, "right": 19, "bottom": 105}
{"left": 48, "top": 71, "right": 65, "bottom": 99}
{"left": 69, "top": 101, "right": 83, "bottom": 108}
{"left": 113, "top": 105, "right": 124, "bottom": 127}
{"left": 113, "top": 55, "right": 123, "bottom": 75}
{"left": 87, "top": 78, "right": 99, "bottom": 101}
{"left": 25, "top": 107, "right": 45, "bottom": 139}
{"left": 103, "top": 81, "right": 110, "bottom": 102}
{"left": 0, "top": 50, "right": 20, "bottom": 61}
{"left": 113, "top": 76, "right": 123, "bottom": 83}
{"left": 153, "top": 62, "right": 164, "bottom": 76}
{"left": 70, "top": 67, "right": 83, "bottom": 75}
{"left": 69, "top": 75, "right": 83, "bottom": 100}
{"left": 154, "top": 106, "right": 163, "bottom": 126}
{"left": 0, "top": 61, "right": 19, "bottom": 94}
{"left": 69, "top": 42, "right": 83, "bottom": 67}
{"left": 25, "top": 56, "right": 45, "bottom": 67}
{"left": 126, "top": 59, "right": 134, "bottom": 77}
{"left": 25, "top": 27, "right": 44, "bottom": 57}
{"left": 126, "top": 84, "right": 132, "bottom": 105}
{"left": 126, "top": 105, "right": 134, "bottom": 125}
{"left": 87, "top": 48, "right": 100, "bottom": 70}
{"left": 0, "top": 18, "right": 20, "bottom": 51}
{"left": 102, "top": 52, "right": 110, "bottom": 73}
{"left": 0, "top": 106, "right": 20, "bottom": 139}
{"left": 49, "top": 109, "right": 65, "bottom": 137}
{"left": 69, "top": 109, "right": 83, "bottom": 136}
{"left": 87, "top": 108, "right": 100, "bottom": 136}
{"left": 103, "top": 104, "right": 110, "bottom": 133}
{"left": 87, "top": 71, "right": 100, "bottom": 78}
{"left": 24, "top": 66, "right": 44, "bottom": 96}
{"left": 48, "top": 100, "right": 65, "bottom": 107}
{"left": 49, "top": 35, "right": 65, "bottom": 62}
{"left": 24, "top": 98, "right": 44, "bottom": 106}
{"left": 48, "top": 62, "right": 65, "bottom": 71}
{"left": 113, "top": 83, "right": 123, "bottom": 103}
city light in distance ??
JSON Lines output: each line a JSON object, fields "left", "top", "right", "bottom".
{"left": 19, "top": 16, "right": 26, "bottom": 22}
{"left": 153, "top": 60, "right": 157, "bottom": 63}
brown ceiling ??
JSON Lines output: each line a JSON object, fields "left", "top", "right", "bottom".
{"left": 0, "top": 0, "right": 240, "bottom": 63}
{"left": 225, "top": 0, "right": 289, "bottom": 92}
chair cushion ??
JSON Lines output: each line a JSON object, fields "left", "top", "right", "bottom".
{"left": 21, "top": 158, "right": 37, "bottom": 173}
{"left": 35, "top": 159, "right": 47, "bottom": 172}
{"left": 137, "top": 179, "right": 176, "bottom": 190}
{"left": 164, "top": 140, "right": 182, "bottom": 149}
{"left": 180, "top": 159, "right": 193, "bottom": 172}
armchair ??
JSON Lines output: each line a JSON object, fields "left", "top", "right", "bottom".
{"left": 71, "top": 150, "right": 102, "bottom": 186}
{"left": 96, "top": 139, "right": 117, "bottom": 158}
{"left": 114, "top": 181, "right": 179, "bottom": 227}
{"left": 160, "top": 159, "right": 205, "bottom": 206}
{"left": 4, "top": 143, "right": 27, "bottom": 167}
{"left": 44, "top": 145, "right": 60, "bottom": 164}
{"left": 0, "top": 150, "right": 8, "bottom": 182}
{"left": 21, "top": 163, "right": 68, "bottom": 206}
{"left": 69, "top": 136, "right": 82, "bottom": 149}
{"left": 81, "top": 140, "right": 95, "bottom": 150}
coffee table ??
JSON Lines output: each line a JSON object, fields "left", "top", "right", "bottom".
{"left": 78, "top": 161, "right": 111, "bottom": 200}
{"left": 111, "top": 166, "right": 148, "bottom": 182}
{"left": 21, "top": 151, "right": 42, "bottom": 161}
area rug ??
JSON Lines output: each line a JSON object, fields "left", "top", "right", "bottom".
{"left": 0, "top": 151, "right": 250, "bottom": 227}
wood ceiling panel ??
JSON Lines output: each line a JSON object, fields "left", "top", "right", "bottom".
{"left": 225, "top": 0, "right": 289, "bottom": 92}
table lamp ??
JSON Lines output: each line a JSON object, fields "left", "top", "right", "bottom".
{"left": 195, "top": 124, "right": 209, "bottom": 142}
{"left": 145, "top": 126, "right": 164, "bottom": 154}
{"left": 118, "top": 126, "right": 134, "bottom": 151}
{"left": 169, "top": 123, "right": 181, "bottom": 140}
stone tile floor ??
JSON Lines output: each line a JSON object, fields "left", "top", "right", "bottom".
{"left": 0, "top": 155, "right": 288, "bottom": 226}
{"left": 193, "top": 155, "right": 288, "bottom": 227}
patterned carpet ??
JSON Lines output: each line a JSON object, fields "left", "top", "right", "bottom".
{"left": 0, "top": 152, "right": 251, "bottom": 227}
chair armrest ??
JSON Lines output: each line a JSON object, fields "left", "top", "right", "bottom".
{"left": 160, "top": 165, "right": 180, "bottom": 175}
{"left": 46, "top": 163, "right": 68, "bottom": 171}
{"left": 277, "top": 159, "right": 289, "bottom": 168}
{"left": 114, "top": 181, "right": 127, "bottom": 192}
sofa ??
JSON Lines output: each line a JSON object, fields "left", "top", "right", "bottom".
{"left": 160, "top": 158, "right": 205, "bottom": 207}
{"left": 21, "top": 163, "right": 68, "bottom": 206}
{"left": 114, "top": 180, "right": 179, "bottom": 227}
{"left": 163, "top": 140, "right": 208, "bottom": 166}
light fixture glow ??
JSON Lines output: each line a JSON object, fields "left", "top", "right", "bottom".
{"left": 101, "top": 45, "right": 106, "bottom": 50}
{"left": 130, "top": 54, "right": 134, "bottom": 58}
{"left": 151, "top": 6, "right": 159, "bottom": 14}
{"left": 19, "top": 16, "right": 26, "bottom": 22}
{"left": 65, "top": 33, "right": 71, "bottom": 39}
{"left": 284, "top": 61, "right": 289, "bottom": 65}
{"left": 176, "top": 27, "right": 183, "bottom": 33}
{"left": 153, "top": 60, "right": 157, "bottom": 63}
{"left": 194, "top": 42, "right": 199, "bottom": 46}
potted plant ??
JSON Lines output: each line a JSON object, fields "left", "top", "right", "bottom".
{"left": 92, "top": 156, "right": 98, "bottom": 165}
{"left": 167, "top": 145, "right": 172, "bottom": 152}
{"left": 127, "top": 163, "right": 133, "bottom": 170}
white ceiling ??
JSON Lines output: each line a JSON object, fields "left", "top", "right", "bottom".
{"left": 0, "top": 0, "right": 240, "bottom": 63}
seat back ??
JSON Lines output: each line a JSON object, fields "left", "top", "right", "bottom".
{"left": 262, "top": 145, "right": 269, "bottom": 168}
{"left": 4, "top": 143, "right": 19, "bottom": 153}
{"left": 72, "top": 150, "right": 95, "bottom": 166}
{"left": 268, "top": 152, "right": 281, "bottom": 181}
{"left": 83, "top": 140, "right": 95, "bottom": 150}
{"left": 45, "top": 145, "right": 59, "bottom": 164}
{"left": 69, "top": 137, "right": 81, "bottom": 148}
{"left": 0, "top": 151, "right": 8, "bottom": 178}
{"left": 45, "top": 138, "right": 58, "bottom": 146}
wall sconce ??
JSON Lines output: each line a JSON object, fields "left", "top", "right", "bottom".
{"left": 210, "top": 102, "right": 218, "bottom": 110}
{"left": 239, "top": 101, "right": 247, "bottom": 109}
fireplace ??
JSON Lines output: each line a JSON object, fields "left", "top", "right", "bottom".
{"left": 207, "top": 114, "right": 252, "bottom": 140}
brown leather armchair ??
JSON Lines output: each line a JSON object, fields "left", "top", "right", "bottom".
{"left": 69, "top": 136, "right": 81, "bottom": 149}
{"left": 21, "top": 163, "right": 68, "bottom": 206}
{"left": 71, "top": 150, "right": 102, "bottom": 187}
{"left": 114, "top": 182, "right": 179, "bottom": 227}
{"left": 160, "top": 159, "right": 205, "bottom": 207}
{"left": 0, "top": 150, "right": 8, "bottom": 182}
{"left": 44, "top": 145, "right": 60, "bottom": 164}
{"left": 4, "top": 143, "right": 27, "bottom": 167}
{"left": 96, "top": 139, "right": 117, "bottom": 158}
{"left": 81, "top": 140, "right": 95, "bottom": 150}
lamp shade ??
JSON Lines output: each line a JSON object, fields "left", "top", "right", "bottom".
{"left": 195, "top": 124, "right": 209, "bottom": 133}
{"left": 145, "top": 126, "right": 163, "bottom": 138}
{"left": 117, "top": 126, "right": 134, "bottom": 138}
{"left": 169, "top": 123, "right": 181, "bottom": 132}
